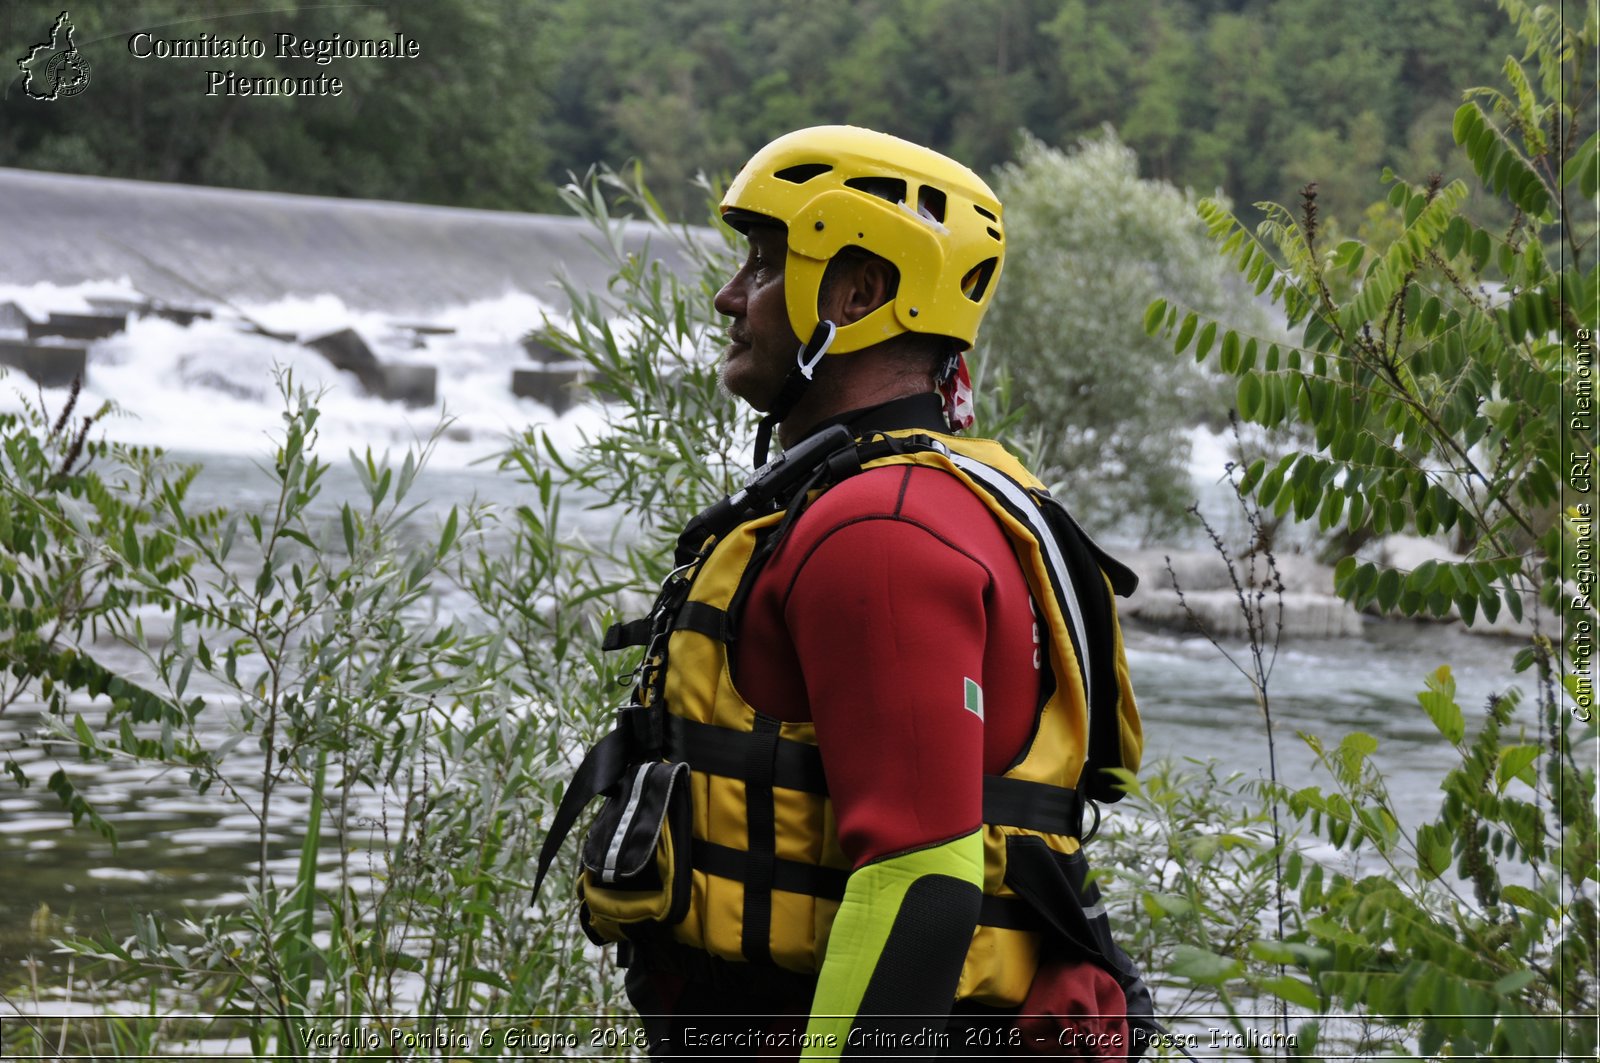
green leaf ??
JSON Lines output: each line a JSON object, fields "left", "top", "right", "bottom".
{"left": 1174, "top": 313, "right": 1197, "bottom": 355}
{"left": 1195, "top": 321, "right": 1218, "bottom": 361}
{"left": 1258, "top": 974, "right": 1322, "bottom": 1010}
{"left": 1237, "top": 375, "right": 1264, "bottom": 421}
{"left": 1496, "top": 744, "right": 1540, "bottom": 791}
{"left": 1143, "top": 892, "right": 1195, "bottom": 919}
{"left": 1220, "top": 329, "right": 1240, "bottom": 373}
{"left": 1248, "top": 939, "right": 1298, "bottom": 965}
{"left": 1257, "top": 462, "right": 1287, "bottom": 508}
{"left": 1375, "top": 567, "right": 1402, "bottom": 612}
{"left": 1500, "top": 884, "right": 1557, "bottom": 919}
{"left": 1169, "top": 944, "right": 1243, "bottom": 985}
{"left": 1470, "top": 229, "right": 1491, "bottom": 270}
{"left": 118, "top": 522, "right": 141, "bottom": 568}
{"left": 1333, "top": 555, "right": 1358, "bottom": 593}
{"left": 464, "top": 966, "right": 513, "bottom": 992}
{"left": 1417, "top": 296, "right": 1441, "bottom": 335}
{"left": 1351, "top": 561, "right": 1379, "bottom": 606}
{"left": 1238, "top": 457, "right": 1266, "bottom": 495}
{"left": 438, "top": 506, "right": 459, "bottom": 559}
{"left": 1143, "top": 298, "right": 1167, "bottom": 336}
{"left": 1418, "top": 665, "right": 1465, "bottom": 744}
{"left": 1491, "top": 969, "right": 1538, "bottom": 997}
{"left": 1417, "top": 822, "right": 1453, "bottom": 880}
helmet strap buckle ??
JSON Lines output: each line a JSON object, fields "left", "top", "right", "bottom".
{"left": 795, "top": 319, "right": 836, "bottom": 379}
{"left": 752, "top": 320, "right": 838, "bottom": 467}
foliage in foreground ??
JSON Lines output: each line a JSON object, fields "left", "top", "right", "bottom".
{"left": 1128, "top": 1, "right": 1597, "bottom": 1057}
{"left": 0, "top": 371, "right": 623, "bottom": 1057}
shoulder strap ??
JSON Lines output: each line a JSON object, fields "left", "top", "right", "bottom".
{"left": 938, "top": 451, "right": 1136, "bottom": 806}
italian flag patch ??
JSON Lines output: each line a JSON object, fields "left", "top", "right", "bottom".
{"left": 963, "top": 677, "right": 984, "bottom": 721}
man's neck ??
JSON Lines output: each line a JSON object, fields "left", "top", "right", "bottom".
{"left": 779, "top": 389, "right": 945, "bottom": 449}
{"left": 776, "top": 381, "right": 938, "bottom": 450}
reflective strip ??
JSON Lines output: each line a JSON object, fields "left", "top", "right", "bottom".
{"left": 601, "top": 763, "right": 653, "bottom": 884}
{"left": 946, "top": 453, "right": 1092, "bottom": 708}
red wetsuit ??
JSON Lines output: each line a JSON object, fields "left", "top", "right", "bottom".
{"left": 734, "top": 453, "right": 1041, "bottom": 866}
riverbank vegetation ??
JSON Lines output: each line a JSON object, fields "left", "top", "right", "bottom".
{"left": 1, "top": 1, "right": 1594, "bottom": 1058}
{"left": 1133, "top": 0, "right": 1596, "bottom": 1055}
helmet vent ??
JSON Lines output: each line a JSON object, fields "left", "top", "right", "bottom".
{"left": 916, "top": 186, "right": 947, "bottom": 223}
{"left": 960, "top": 258, "right": 999, "bottom": 303}
{"left": 844, "top": 176, "right": 908, "bottom": 203}
{"left": 986, "top": 227, "right": 1002, "bottom": 241}
{"left": 973, "top": 204, "right": 998, "bottom": 222}
{"left": 774, "top": 163, "right": 832, "bottom": 184}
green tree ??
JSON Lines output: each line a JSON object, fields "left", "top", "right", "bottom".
{"left": 1, "top": 1, "right": 561, "bottom": 211}
{"left": 1142, "top": 0, "right": 1597, "bottom": 1054}
{"left": 3, "top": 0, "right": 1525, "bottom": 235}
{"left": 985, "top": 129, "right": 1243, "bottom": 539}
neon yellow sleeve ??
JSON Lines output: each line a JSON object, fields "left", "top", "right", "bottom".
{"left": 802, "top": 830, "right": 984, "bottom": 1058}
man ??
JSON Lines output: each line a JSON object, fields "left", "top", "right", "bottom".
{"left": 538, "top": 126, "right": 1147, "bottom": 1058}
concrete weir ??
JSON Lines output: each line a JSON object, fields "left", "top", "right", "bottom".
{"left": 0, "top": 340, "right": 87, "bottom": 388}
{"left": 0, "top": 167, "right": 682, "bottom": 313}
{"left": 0, "top": 167, "right": 695, "bottom": 405}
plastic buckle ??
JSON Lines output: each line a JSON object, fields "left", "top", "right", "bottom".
{"left": 825, "top": 445, "right": 862, "bottom": 483}
{"left": 617, "top": 703, "right": 664, "bottom": 751}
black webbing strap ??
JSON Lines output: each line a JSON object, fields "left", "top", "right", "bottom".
{"left": 979, "top": 894, "right": 1043, "bottom": 932}
{"left": 691, "top": 838, "right": 850, "bottom": 899}
{"left": 668, "top": 718, "right": 1082, "bottom": 832}
{"left": 982, "top": 774, "right": 1085, "bottom": 838}
{"left": 666, "top": 716, "right": 828, "bottom": 794}
{"left": 602, "top": 617, "right": 652, "bottom": 651}
{"left": 530, "top": 727, "right": 630, "bottom": 901}
{"left": 740, "top": 716, "right": 782, "bottom": 964}
{"left": 602, "top": 602, "right": 730, "bottom": 653}
{"left": 675, "top": 601, "right": 731, "bottom": 642}
{"left": 689, "top": 839, "right": 1048, "bottom": 934}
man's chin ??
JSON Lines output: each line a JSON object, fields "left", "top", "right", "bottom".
{"left": 717, "top": 360, "right": 772, "bottom": 413}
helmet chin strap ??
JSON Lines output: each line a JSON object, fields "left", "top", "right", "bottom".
{"left": 752, "top": 320, "right": 837, "bottom": 467}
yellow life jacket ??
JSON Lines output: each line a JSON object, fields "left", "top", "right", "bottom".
{"left": 569, "top": 427, "right": 1143, "bottom": 1008}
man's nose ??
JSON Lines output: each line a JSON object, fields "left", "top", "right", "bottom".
{"left": 713, "top": 274, "right": 744, "bottom": 319}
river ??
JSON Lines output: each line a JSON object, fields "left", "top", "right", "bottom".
{"left": 0, "top": 280, "right": 1543, "bottom": 1025}
{"left": 0, "top": 456, "right": 1535, "bottom": 999}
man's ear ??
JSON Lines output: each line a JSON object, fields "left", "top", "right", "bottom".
{"left": 826, "top": 256, "right": 896, "bottom": 326}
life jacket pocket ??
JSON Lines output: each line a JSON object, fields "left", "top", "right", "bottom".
{"left": 578, "top": 760, "right": 692, "bottom": 942}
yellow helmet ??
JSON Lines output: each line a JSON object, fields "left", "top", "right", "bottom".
{"left": 720, "top": 125, "right": 1005, "bottom": 355}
